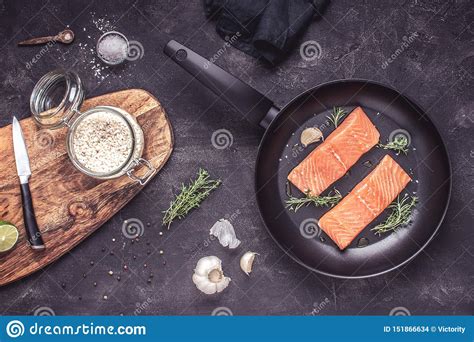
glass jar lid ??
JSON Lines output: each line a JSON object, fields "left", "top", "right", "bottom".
{"left": 30, "top": 70, "right": 84, "bottom": 129}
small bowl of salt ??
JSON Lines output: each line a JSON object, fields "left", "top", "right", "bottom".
{"left": 96, "top": 31, "right": 129, "bottom": 65}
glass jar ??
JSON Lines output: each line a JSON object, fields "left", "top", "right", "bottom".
{"left": 30, "top": 70, "right": 155, "bottom": 185}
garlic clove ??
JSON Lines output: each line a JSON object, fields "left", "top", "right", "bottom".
{"left": 240, "top": 251, "right": 258, "bottom": 276}
{"left": 193, "top": 274, "right": 220, "bottom": 295}
{"left": 194, "top": 255, "right": 221, "bottom": 276}
{"left": 192, "top": 256, "right": 231, "bottom": 294}
{"left": 210, "top": 219, "right": 241, "bottom": 249}
{"left": 215, "top": 276, "right": 231, "bottom": 293}
{"left": 300, "top": 127, "right": 323, "bottom": 147}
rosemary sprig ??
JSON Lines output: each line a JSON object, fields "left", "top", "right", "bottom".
{"left": 371, "top": 194, "right": 418, "bottom": 235}
{"left": 327, "top": 107, "right": 347, "bottom": 128}
{"left": 378, "top": 135, "right": 409, "bottom": 155}
{"left": 286, "top": 189, "right": 342, "bottom": 212}
{"left": 162, "top": 168, "right": 221, "bottom": 228}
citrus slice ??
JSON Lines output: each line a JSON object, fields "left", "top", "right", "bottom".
{"left": 0, "top": 221, "right": 19, "bottom": 253}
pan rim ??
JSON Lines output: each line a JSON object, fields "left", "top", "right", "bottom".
{"left": 254, "top": 78, "right": 452, "bottom": 279}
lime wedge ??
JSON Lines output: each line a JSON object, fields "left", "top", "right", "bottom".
{"left": 0, "top": 221, "right": 19, "bottom": 253}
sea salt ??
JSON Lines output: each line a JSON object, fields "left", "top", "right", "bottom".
{"left": 91, "top": 13, "right": 116, "bottom": 33}
{"left": 97, "top": 33, "right": 128, "bottom": 65}
{"left": 72, "top": 111, "right": 133, "bottom": 174}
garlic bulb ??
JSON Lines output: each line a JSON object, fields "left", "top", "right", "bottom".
{"left": 300, "top": 127, "right": 323, "bottom": 147}
{"left": 240, "top": 251, "right": 258, "bottom": 276}
{"left": 192, "top": 256, "right": 231, "bottom": 294}
{"left": 209, "top": 219, "right": 241, "bottom": 249}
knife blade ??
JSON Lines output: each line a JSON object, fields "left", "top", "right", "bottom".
{"left": 12, "top": 117, "right": 31, "bottom": 180}
{"left": 12, "top": 116, "right": 45, "bottom": 250}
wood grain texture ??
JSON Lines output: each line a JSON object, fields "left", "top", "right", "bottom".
{"left": 0, "top": 89, "right": 173, "bottom": 286}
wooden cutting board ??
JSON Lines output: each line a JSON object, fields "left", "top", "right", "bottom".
{"left": 0, "top": 89, "right": 173, "bottom": 286}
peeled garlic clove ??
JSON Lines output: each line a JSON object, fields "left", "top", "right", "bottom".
{"left": 300, "top": 127, "right": 323, "bottom": 147}
{"left": 240, "top": 251, "right": 258, "bottom": 276}
{"left": 192, "top": 256, "right": 231, "bottom": 294}
{"left": 210, "top": 219, "right": 241, "bottom": 249}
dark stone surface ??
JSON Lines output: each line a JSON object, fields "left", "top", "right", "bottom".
{"left": 0, "top": 0, "right": 472, "bottom": 315}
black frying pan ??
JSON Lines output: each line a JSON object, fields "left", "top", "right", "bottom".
{"left": 164, "top": 40, "right": 451, "bottom": 278}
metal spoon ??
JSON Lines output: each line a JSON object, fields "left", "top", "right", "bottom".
{"left": 17, "top": 29, "right": 75, "bottom": 46}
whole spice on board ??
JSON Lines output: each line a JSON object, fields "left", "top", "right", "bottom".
{"left": 72, "top": 111, "right": 133, "bottom": 174}
{"left": 162, "top": 169, "right": 221, "bottom": 228}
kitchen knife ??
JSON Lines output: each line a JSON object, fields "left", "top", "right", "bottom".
{"left": 12, "top": 116, "right": 45, "bottom": 250}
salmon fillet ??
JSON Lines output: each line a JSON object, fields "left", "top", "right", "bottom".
{"left": 288, "top": 107, "right": 380, "bottom": 196}
{"left": 318, "top": 155, "right": 411, "bottom": 250}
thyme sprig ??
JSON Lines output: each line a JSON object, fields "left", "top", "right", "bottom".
{"left": 286, "top": 189, "right": 342, "bottom": 212}
{"left": 378, "top": 135, "right": 409, "bottom": 155}
{"left": 162, "top": 168, "right": 221, "bottom": 228}
{"left": 327, "top": 107, "right": 347, "bottom": 128}
{"left": 371, "top": 194, "right": 418, "bottom": 235}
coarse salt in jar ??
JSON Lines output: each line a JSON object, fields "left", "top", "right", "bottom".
{"left": 30, "top": 70, "right": 155, "bottom": 184}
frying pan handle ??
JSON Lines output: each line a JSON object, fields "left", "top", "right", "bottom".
{"left": 164, "top": 40, "right": 279, "bottom": 129}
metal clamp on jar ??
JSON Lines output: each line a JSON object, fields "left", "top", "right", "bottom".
{"left": 30, "top": 70, "right": 155, "bottom": 185}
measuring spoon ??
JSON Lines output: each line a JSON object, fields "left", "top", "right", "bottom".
{"left": 17, "top": 29, "right": 75, "bottom": 46}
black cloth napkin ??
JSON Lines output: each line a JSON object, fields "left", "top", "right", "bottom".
{"left": 203, "top": 0, "right": 329, "bottom": 65}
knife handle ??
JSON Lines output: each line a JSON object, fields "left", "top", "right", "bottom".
{"left": 20, "top": 182, "right": 45, "bottom": 250}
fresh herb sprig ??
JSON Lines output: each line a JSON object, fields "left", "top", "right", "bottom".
{"left": 327, "top": 107, "right": 347, "bottom": 128}
{"left": 286, "top": 189, "right": 342, "bottom": 212}
{"left": 371, "top": 194, "right": 418, "bottom": 235}
{"left": 378, "top": 135, "right": 409, "bottom": 155}
{"left": 162, "top": 168, "right": 221, "bottom": 228}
